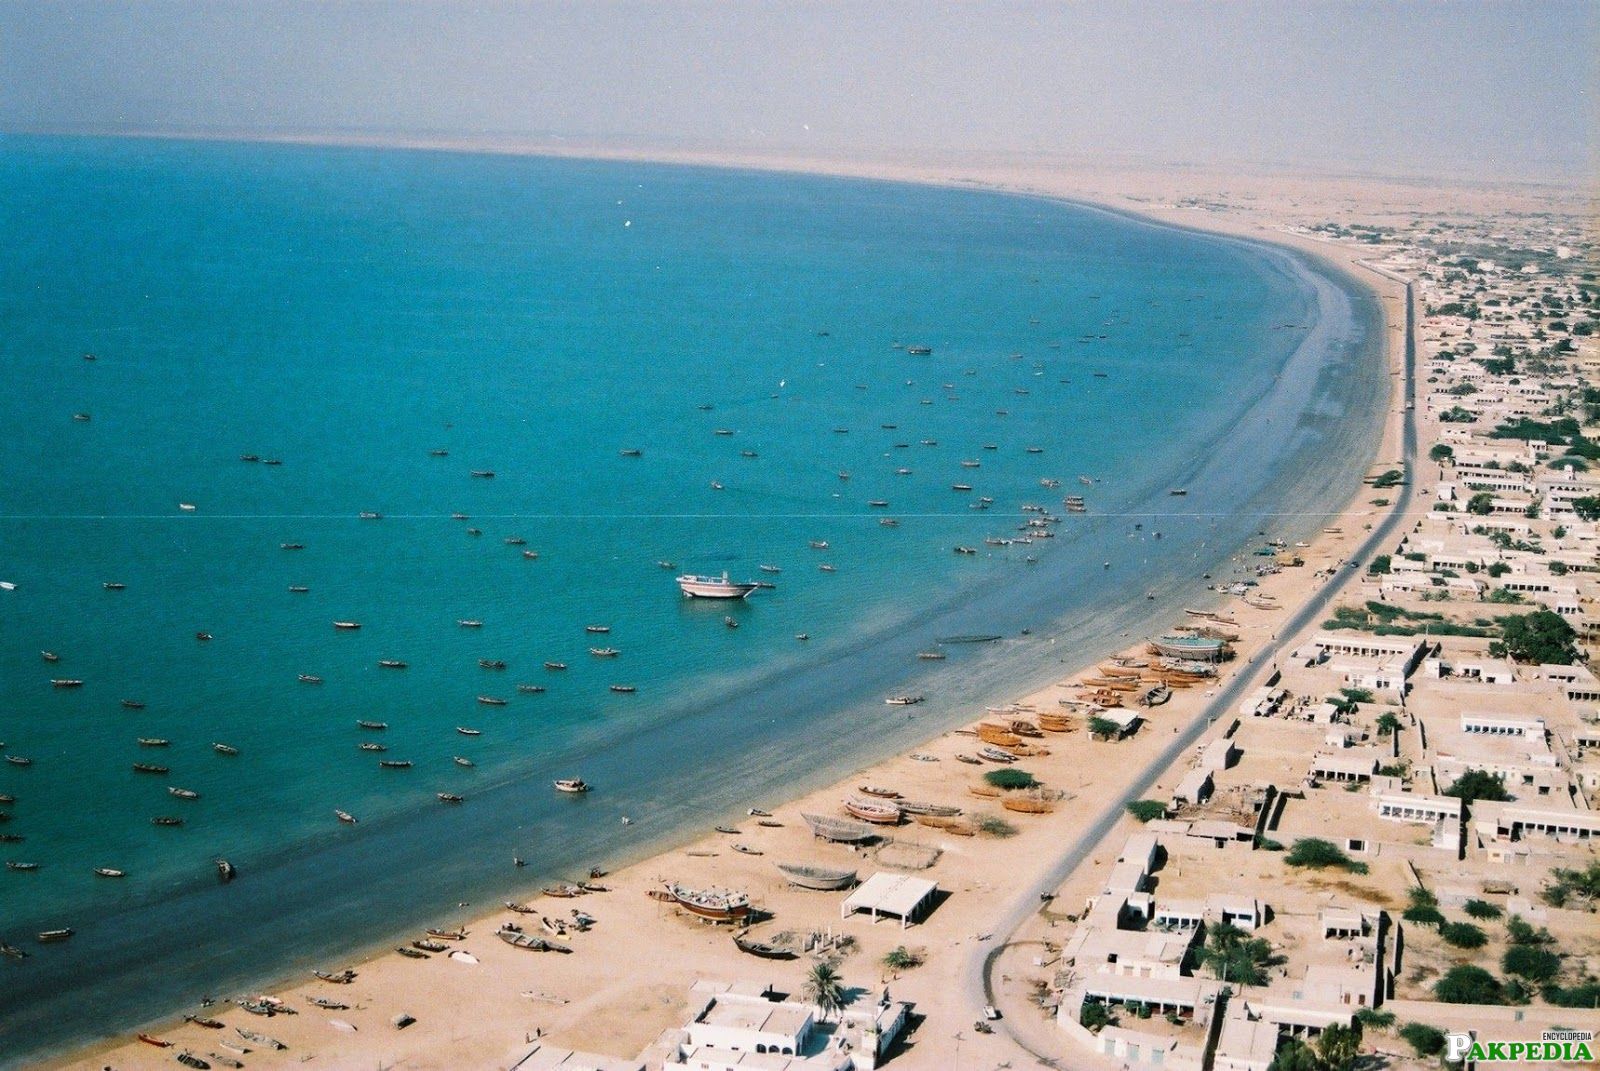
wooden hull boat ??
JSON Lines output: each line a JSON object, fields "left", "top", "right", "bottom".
{"left": 774, "top": 862, "right": 857, "bottom": 890}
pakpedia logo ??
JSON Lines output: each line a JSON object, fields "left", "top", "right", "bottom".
{"left": 1445, "top": 1030, "right": 1595, "bottom": 1063}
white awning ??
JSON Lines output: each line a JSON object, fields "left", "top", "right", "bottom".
{"left": 841, "top": 873, "right": 938, "bottom": 929}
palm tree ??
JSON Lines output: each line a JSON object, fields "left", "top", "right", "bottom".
{"left": 804, "top": 961, "right": 846, "bottom": 1021}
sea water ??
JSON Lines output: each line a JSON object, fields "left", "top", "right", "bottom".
{"left": 0, "top": 135, "right": 1385, "bottom": 1059}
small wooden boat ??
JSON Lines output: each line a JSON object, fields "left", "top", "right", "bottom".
{"left": 288, "top": 585, "right": 310, "bottom": 593}
{"left": 665, "top": 883, "right": 751, "bottom": 922}
{"left": 436, "top": 792, "right": 464, "bottom": 804}
{"left": 138, "top": 738, "right": 171, "bottom": 747}
{"left": 207, "top": 1052, "right": 245, "bottom": 1069}
{"left": 132, "top": 763, "right": 169, "bottom": 774}
{"left": 522, "top": 549, "right": 539, "bottom": 559}
{"left": 37, "top": 928, "right": 74, "bottom": 943}
{"left": 899, "top": 800, "right": 962, "bottom": 817}
{"left": 216, "top": 859, "right": 236, "bottom": 882}
{"left": 801, "top": 812, "right": 876, "bottom": 842}
{"left": 359, "top": 511, "right": 382, "bottom": 520}
{"left": 41, "top": 651, "right": 61, "bottom": 662}
{"left": 426, "top": 927, "right": 467, "bottom": 940}
{"left": 844, "top": 797, "right": 902, "bottom": 824}
{"left": 298, "top": 674, "right": 322, "bottom": 684}
{"left": 168, "top": 787, "right": 200, "bottom": 800}
{"left": 775, "top": 861, "right": 857, "bottom": 890}
{"left": 183, "top": 1014, "right": 225, "bottom": 1029}
{"left": 335, "top": 810, "right": 358, "bottom": 824}
{"left": 619, "top": 448, "right": 642, "bottom": 457}
{"left": 979, "top": 746, "right": 1018, "bottom": 763}
{"left": 456, "top": 726, "right": 481, "bottom": 736}
{"left": 478, "top": 659, "right": 507, "bottom": 670}
{"left": 470, "top": 470, "right": 495, "bottom": 478}
{"left": 212, "top": 742, "right": 239, "bottom": 756}
{"left": 313, "top": 968, "right": 356, "bottom": 984}
{"left": 281, "top": 542, "right": 305, "bottom": 550}
{"left": 543, "top": 883, "right": 583, "bottom": 898}
{"left": 554, "top": 778, "right": 589, "bottom": 794}
{"left": 234, "top": 1028, "right": 285, "bottom": 1050}
{"left": 504, "top": 900, "right": 537, "bottom": 914}
{"left": 589, "top": 647, "right": 619, "bottom": 657}
{"left": 477, "top": 694, "right": 508, "bottom": 706}
{"left": 858, "top": 785, "right": 901, "bottom": 799}
{"left": 954, "top": 545, "right": 977, "bottom": 555}
{"left": 1003, "top": 795, "right": 1055, "bottom": 815}
{"left": 496, "top": 927, "right": 568, "bottom": 953}
{"left": 0, "top": 941, "right": 27, "bottom": 959}
{"left": 544, "top": 661, "right": 567, "bottom": 671}
{"left": 916, "top": 651, "right": 946, "bottom": 660}
{"left": 504, "top": 536, "right": 526, "bottom": 545}
{"left": 585, "top": 625, "right": 612, "bottom": 634}
{"left": 378, "top": 760, "right": 412, "bottom": 769}
{"left": 357, "top": 720, "right": 387, "bottom": 730}
{"left": 138, "top": 1033, "right": 174, "bottom": 1048}
{"left": 332, "top": 621, "right": 361, "bottom": 630}
{"left": 395, "top": 945, "right": 429, "bottom": 959}
{"left": 4, "top": 756, "right": 32, "bottom": 767}
{"left": 517, "top": 683, "right": 545, "bottom": 694}
{"left": 455, "top": 755, "right": 474, "bottom": 767}
{"left": 94, "top": 867, "right": 126, "bottom": 878}
{"left": 885, "top": 695, "right": 923, "bottom": 706}
{"left": 152, "top": 816, "right": 184, "bottom": 826}
{"left": 359, "top": 742, "right": 387, "bottom": 752}
{"left": 733, "top": 933, "right": 796, "bottom": 959}
{"left": 102, "top": 581, "right": 125, "bottom": 590}
{"left": 6, "top": 861, "right": 40, "bottom": 871}
{"left": 377, "top": 659, "right": 407, "bottom": 669}
{"left": 431, "top": 449, "right": 450, "bottom": 457}
{"left": 307, "top": 996, "right": 350, "bottom": 1010}
{"left": 818, "top": 564, "right": 836, "bottom": 573}
{"left": 50, "top": 679, "right": 84, "bottom": 688}
{"left": 609, "top": 684, "right": 636, "bottom": 693}
{"left": 413, "top": 938, "right": 448, "bottom": 952}
{"left": 458, "top": 619, "right": 484, "bottom": 628}
{"left": 732, "top": 843, "right": 762, "bottom": 855}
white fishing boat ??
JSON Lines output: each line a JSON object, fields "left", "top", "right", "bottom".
{"left": 675, "top": 572, "right": 759, "bottom": 599}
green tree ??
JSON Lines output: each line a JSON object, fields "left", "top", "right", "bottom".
{"left": 1466, "top": 492, "right": 1495, "bottom": 515}
{"left": 1087, "top": 716, "right": 1123, "bottom": 740}
{"left": 1491, "top": 610, "right": 1578, "bottom": 665}
{"left": 1463, "top": 898, "right": 1502, "bottom": 920}
{"left": 1440, "top": 921, "right": 1487, "bottom": 949}
{"left": 881, "top": 945, "right": 921, "bottom": 972}
{"left": 1399, "top": 1022, "right": 1446, "bottom": 1056}
{"left": 1197, "top": 922, "right": 1284, "bottom": 986}
{"left": 1269, "top": 1038, "right": 1320, "bottom": 1071}
{"left": 803, "top": 961, "right": 847, "bottom": 1021}
{"left": 1284, "top": 838, "right": 1367, "bottom": 874}
{"left": 1080, "top": 1000, "right": 1112, "bottom": 1030}
{"left": 1501, "top": 945, "right": 1561, "bottom": 983}
{"left": 1375, "top": 712, "right": 1403, "bottom": 736}
{"left": 1572, "top": 495, "right": 1600, "bottom": 522}
{"left": 983, "top": 768, "right": 1037, "bottom": 791}
{"left": 1316, "top": 1022, "right": 1362, "bottom": 1071}
{"left": 1444, "top": 768, "right": 1512, "bottom": 804}
{"left": 1429, "top": 443, "right": 1454, "bottom": 462}
{"left": 1434, "top": 964, "right": 1504, "bottom": 1004}
{"left": 1126, "top": 799, "right": 1167, "bottom": 823}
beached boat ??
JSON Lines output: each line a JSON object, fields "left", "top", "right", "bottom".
{"left": 138, "top": 1033, "right": 173, "bottom": 1048}
{"left": 207, "top": 1052, "right": 245, "bottom": 1068}
{"left": 497, "top": 925, "right": 570, "bottom": 953}
{"left": 553, "top": 778, "right": 589, "bottom": 794}
{"left": 307, "top": 995, "right": 349, "bottom": 1010}
{"left": 858, "top": 785, "right": 901, "bottom": 799}
{"left": 977, "top": 725, "right": 1023, "bottom": 747}
{"left": 395, "top": 946, "right": 428, "bottom": 959}
{"left": 675, "top": 572, "right": 759, "bottom": 599}
{"left": 412, "top": 938, "right": 448, "bottom": 952}
{"left": 183, "top": 1014, "right": 225, "bottom": 1029}
{"left": 313, "top": 968, "right": 356, "bottom": 984}
{"left": 800, "top": 812, "right": 876, "bottom": 842}
{"left": 1147, "top": 634, "right": 1226, "bottom": 660}
{"left": 666, "top": 883, "right": 750, "bottom": 922}
{"left": 733, "top": 933, "right": 796, "bottom": 959}
{"left": 774, "top": 862, "right": 857, "bottom": 890}
{"left": 979, "top": 746, "right": 1018, "bottom": 763}
{"left": 504, "top": 900, "right": 538, "bottom": 914}
{"left": 1003, "top": 795, "right": 1055, "bottom": 815}
{"left": 234, "top": 1028, "right": 285, "bottom": 1050}
{"left": 898, "top": 800, "right": 962, "bottom": 817}
{"left": 732, "top": 843, "right": 762, "bottom": 856}
{"left": 843, "top": 796, "right": 902, "bottom": 824}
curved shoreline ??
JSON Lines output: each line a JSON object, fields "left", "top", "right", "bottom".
{"left": 6, "top": 138, "right": 1398, "bottom": 1068}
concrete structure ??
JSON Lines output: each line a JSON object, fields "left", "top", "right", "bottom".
{"left": 839, "top": 873, "right": 937, "bottom": 929}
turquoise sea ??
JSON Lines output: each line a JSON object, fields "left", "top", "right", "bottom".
{"left": 0, "top": 135, "right": 1385, "bottom": 1061}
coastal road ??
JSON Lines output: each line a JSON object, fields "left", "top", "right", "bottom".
{"left": 955, "top": 276, "right": 1417, "bottom": 1066}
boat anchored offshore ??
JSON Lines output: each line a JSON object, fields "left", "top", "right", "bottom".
{"left": 675, "top": 571, "right": 760, "bottom": 599}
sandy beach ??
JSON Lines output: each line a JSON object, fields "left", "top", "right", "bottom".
{"left": 25, "top": 138, "right": 1442, "bottom": 1071}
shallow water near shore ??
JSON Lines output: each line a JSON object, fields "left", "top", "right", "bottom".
{"left": 0, "top": 135, "right": 1385, "bottom": 1062}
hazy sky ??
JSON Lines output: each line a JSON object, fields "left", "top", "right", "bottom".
{"left": 3, "top": 1, "right": 1595, "bottom": 182}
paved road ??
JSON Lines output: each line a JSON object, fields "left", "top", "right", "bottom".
{"left": 955, "top": 278, "right": 1417, "bottom": 1066}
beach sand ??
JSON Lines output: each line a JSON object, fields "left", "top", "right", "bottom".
{"left": 43, "top": 140, "right": 1435, "bottom": 1071}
